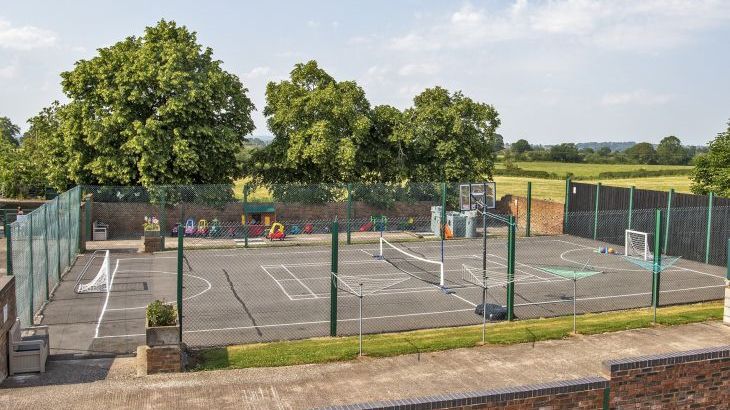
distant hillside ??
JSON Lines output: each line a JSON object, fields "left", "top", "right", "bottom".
{"left": 575, "top": 142, "right": 636, "bottom": 152}
{"left": 245, "top": 136, "right": 271, "bottom": 148}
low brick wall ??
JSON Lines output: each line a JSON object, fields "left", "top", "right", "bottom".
{"left": 0, "top": 276, "right": 17, "bottom": 382}
{"left": 136, "top": 345, "right": 183, "bottom": 375}
{"left": 321, "top": 346, "right": 730, "bottom": 410}
{"left": 497, "top": 195, "right": 564, "bottom": 236}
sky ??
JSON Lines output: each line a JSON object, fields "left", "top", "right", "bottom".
{"left": 1, "top": 0, "right": 729, "bottom": 145}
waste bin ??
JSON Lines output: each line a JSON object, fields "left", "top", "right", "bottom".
{"left": 463, "top": 211, "right": 478, "bottom": 238}
{"left": 447, "top": 212, "right": 467, "bottom": 238}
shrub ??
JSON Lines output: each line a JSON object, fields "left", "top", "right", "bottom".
{"left": 146, "top": 300, "right": 177, "bottom": 326}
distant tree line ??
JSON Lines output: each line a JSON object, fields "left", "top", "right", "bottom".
{"left": 503, "top": 136, "right": 706, "bottom": 166}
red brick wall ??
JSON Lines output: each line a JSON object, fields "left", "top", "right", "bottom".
{"left": 498, "top": 195, "right": 564, "bottom": 236}
{"left": 605, "top": 346, "right": 730, "bottom": 408}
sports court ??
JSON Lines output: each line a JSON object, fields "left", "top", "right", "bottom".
{"left": 44, "top": 232, "right": 726, "bottom": 355}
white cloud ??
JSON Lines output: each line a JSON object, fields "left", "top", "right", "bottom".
{"left": 387, "top": 1, "right": 730, "bottom": 53}
{"left": 0, "top": 19, "right": 57, "bottom": 50}
{"left": 241, "top": 66, "right": 271, "bottom": 80}
{"left": 0, "top": 64, "right": 17, "bottom": 79}
{"left": 306, "top": 20, "right": 319, "bottom": 28}
{"left": 601, "top": 90, "right": 673, "bottom": 106}
{"left": 398, "top": 63, "right": 440, "bottom": 76}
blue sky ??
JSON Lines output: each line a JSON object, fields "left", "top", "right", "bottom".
{"left": 1, "top": 0, "right": 729, "bottom": 145}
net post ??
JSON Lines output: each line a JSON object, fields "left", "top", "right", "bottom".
{"left": 176, "top": 221, "right": 183, "bottom": 343}
{"left": 440, "top": 182, "right": 446, "bottom": 265}
{"left": 330, "top": 219, "right": 339, "bottom": 337}
{"left": 506, "top": 215, "right": 516, "bottom": 321}
{"left": 159, "top": 187, "right": 166, "bottom": 250}
{"left": 5, "top": 218, "right": 11, "bottom": 276}
{"left": 346, "top": 183, "right": 352, "bottom": 245}
{"left": 593, "top": 182, "right": 601, "bottom": 240}
{"left": 242, "top": 184, "right": 249, "bottom": 248}
{"left": 28, "top": 213, "right": 34, "bottom": 323}
{"left": 705, "top": 192, "right": 713, "bottom": 264}
{"left": 627, "top": 186, "right": 635, "bottom": 230}
{"left": 652, "top": 209, "right": 663, "bottom": 320}
{"left": 563, "top": 177, "right": 571, "bottom": 231}
{"left": 663, "top": 188, "right": 673, "bottom": 253}
{"left": 43, "top": 205, "right": 49, "bottom": 301}
{"left": 525, "top": 181, "right": 532, "bottom": 237}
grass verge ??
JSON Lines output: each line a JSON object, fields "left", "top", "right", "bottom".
{"left": 191, "top": 301, "right": 722, "bottom": 371}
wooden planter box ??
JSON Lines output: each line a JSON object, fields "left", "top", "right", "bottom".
{"left": 143, "top": 230, "right": 162, "bottom": 253}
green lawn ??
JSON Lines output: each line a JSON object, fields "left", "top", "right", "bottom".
{"left": 496, "top": 161, "right": 693, "bottom": 178}
{"left": 192, "top": 301, "right": 722, "bottom": 371}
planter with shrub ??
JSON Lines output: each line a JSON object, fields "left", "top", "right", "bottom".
{"left": 145, "top": 300, "right": 179, "bottom": 347}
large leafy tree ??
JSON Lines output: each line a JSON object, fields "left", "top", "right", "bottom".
{"left": 251, "top": 61, "right": 372, "bottom": 184}
{"left": 656, "top": 135, "right": 688, "bottom": 165}
{"left": 511, "top": 139, "right": 531, "bottom": 155}
{"left": 392, "top": 87, "right": 500, "bottom": 182}
{"left": 59, "top": 20, "right": 254, "bottom": 187}
{"left": 0, "top": 117, "right": 20, "bottom": 146}
{"left": 549, "top": 143, "right": 581, "bottom": 162}
{"left": 691, "top": 121, "right": 730, "bottom": 196}
{"left": 625, "top": 142, "right": 657, "bottom": 164}
{"left": 20, "top": 102, "right": 70, "bottom": 190}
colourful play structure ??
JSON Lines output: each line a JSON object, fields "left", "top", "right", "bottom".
{"left": 267, "top": 222, "right": 286, "bottom": 241}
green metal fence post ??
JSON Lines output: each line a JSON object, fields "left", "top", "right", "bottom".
{"left": 330, "top": 219, "right": 339, "bottom": 337}
{"left": 28, "top": 213, "right": 34, "bottom": 323}
{"left": 55, "top": 198, "right": 61, "bottom": 279}
{"left": 43, "top": 205, "right": 49, "bottom": 301}
{"left": 67, "top": 196, "right": 72, "bottom": 262}
{"left": 506, "top": 215, "right": 516, "bottom": 321}
{"left": 593, "top": 182, "right": 601, "bottom": 240}
{"left": 160, "top": 187, "right": 166, "bottom": 250}
{"left": 525, "top": 181, "right": 532, "bottom": 237}
{"left": 84, "top": 194, "right": 92, "bottom": 250}
{"left": 563, "top": 177, "right": 571, "bottom": 231}
{"left": 705, "top": 192, "right": 714, "bottom": 264}
{"left": 652, "top": 209, "right": 663, "bottom": 321}
{"left": 243, "top": 184, "right": 249, "bottom": 248}
{"left": 5, "top": 220, "right": 11, "bottom": 276}
{"left": 346, "top": 184, "right": 352, "bottom": 245}
{"left": 664, "top": 188, "right": 673, "bottom": 253}
{"left": 627, "top": 186, "right": 635, "bottom": 230}
{"left": 177, "top": 223, "right": 183, "bottom": 342}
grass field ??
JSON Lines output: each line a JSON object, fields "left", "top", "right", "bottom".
{"left": 192, "top": 301, "right": 722, "bottom": 370}
{"left": 496, "top": 161, "right": 693, "bottom": 178}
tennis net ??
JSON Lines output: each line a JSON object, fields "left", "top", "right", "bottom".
{"left": 378, "top": 238, "right": 444, "bottom": 287}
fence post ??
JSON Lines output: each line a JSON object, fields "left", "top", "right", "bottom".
{"left": 243, "top": 184, "right": 249, "bottom": 248}
{"left": 28, "top": 213, "right": 34, "bottom": 324}
{"left": 664, "top": 188, "right": 673, "bottom": 253}
{"left": 593, "top": 182, "right": 601, "bottom": 240}
{"left": 525, "top": 181, "right": 532, "bottom": 237}
{"left": 43, "top": 206, "right": 49, "bottom": 301}
{"left": 67, "top": 195, "right": 72, "bottom": 263}
{"left": 84, "top": 194, "right": 92, "bottom": 251}
{"left": 55, "top": 198, "right": 61, "bottom": 279}
{"left": 652, "top": 209, "right": 663, "bottom": 321}
{"left": 705, "top": 192, "right": 714, "bottom": 264}
{"left": 5, "top": 220, "right": 11, "bottom": 276}
{"left": 563, "top": 177, "right": 571, "bottom": 231}
{"left": 506, "top": 215, "right": 516, "bottom": 321}
{"left": 330, "top": 219, "right": 339, "bottom": 337}
{"left": 160, "top": 187, "right": 166, "bottom": 250}
{"left": 177, "top": 223, "right": 183, "bottom": 342}
{"left": 627, "top": 186, "right": 635, "bottom": 230}
{"left": 346, "top": 184, "right": 352, "bottom": 245}
{"left": 440, "top": 182, "right": 446, "bottom": 264}
{"left": 726, "top": 238, "right": 729, "bottom": 281}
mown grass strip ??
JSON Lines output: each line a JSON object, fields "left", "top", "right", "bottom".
{"left": 191, "top": 301, "right": 723, "bottom": 371}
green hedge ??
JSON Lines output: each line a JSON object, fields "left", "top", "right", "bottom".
{"left": 596, "top": 169, "right": 693, "bottom": 179}
{"left": 495, "top": 166, "right": 692, "bottom": 180}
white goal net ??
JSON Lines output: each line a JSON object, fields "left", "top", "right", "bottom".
{"left": 76, "top": 250, "right": 111, "bottom": 293}
{"left": 625, "top": 230, "right": 651, "bottom": 261}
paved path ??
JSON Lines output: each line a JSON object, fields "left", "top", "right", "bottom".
{"left": 1, "top": 321, "right": 729, "bottom": 409}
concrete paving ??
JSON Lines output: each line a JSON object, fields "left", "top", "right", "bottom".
{"left": 1, "top": 321, "right": 729, "bottom": 409}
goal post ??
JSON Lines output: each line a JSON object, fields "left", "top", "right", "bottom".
{"left": 625, "top": 229, "right": 650, "bottom": 261}
{"left": 76, "top": 250, "right": 111, "bottom": 293}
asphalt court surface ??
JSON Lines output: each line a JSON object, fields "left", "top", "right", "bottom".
{"left": 42, "top": 234, "right": 728, "bottom": 355}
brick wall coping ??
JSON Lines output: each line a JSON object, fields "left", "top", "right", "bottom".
{"left": 602, "top": 345, "right": 730, "bottom": 374}
{"left": 315, "top": 376, "right": 608, "bottom": 410}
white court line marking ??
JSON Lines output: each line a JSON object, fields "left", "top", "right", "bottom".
{"left": 94, "top": 307, "right": 477, "bottom": 339}
{"left": 105, "top": 271, "right": 212, "bottom": 311}
{"left": 94, "top": 259, "right": 119, "bottom": 339}
{"left": 117, "top": 256, "right": 177, "bottom": 261}
{"left": 260, "top": 265, "right": 294, "bottom": 301}
{"left": 360, "top": 249, "right": 374, "bottom": 256}
{"left": 280, "top": 265, "right": 318, "bottom": 299}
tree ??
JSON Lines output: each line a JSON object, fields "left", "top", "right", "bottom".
{"left": 597, "top": 146, "right": 612, "bottom": 157}
{"left": 656, "top": 135, "right": 688, "bottom": 165}
{"left": 691, "top": 121, "right": 730, "bottom": 196}
{"left": 392, "top": 87, "right": 500, "bottom": 182}
{"left": 549, "top": 143, "right": 581, "bottom": 162}
{"left": 624, "top": 142, "right": 657, "bottom": 164}
{"left": 0, "top": 117, "right": 20, "bottom": 146}
{"left": 511, "top": 139, "right": 531, "bottom": 155}
{"left": 58, "top": 20, "right": 254, "bottom": 187}
{"left": 250, "top": 60, "right": 372, "bottom": 185}
{"left": 493, "top": 134, "right": 505, "bottom": 152}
